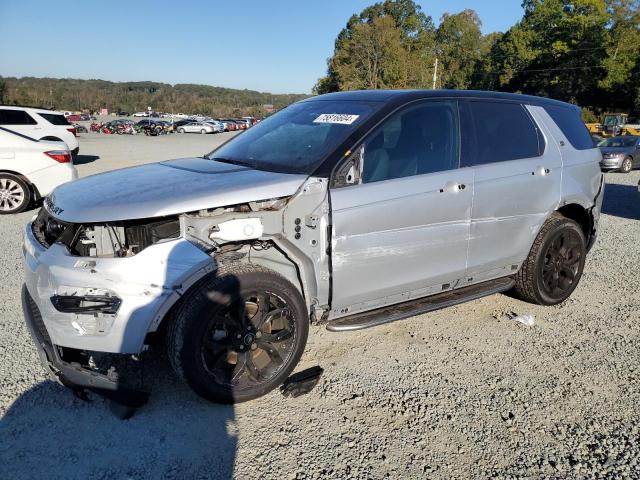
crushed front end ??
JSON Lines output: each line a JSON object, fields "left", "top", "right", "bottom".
{"left": 21, "top": 208, "right": 215, "bottom": 405}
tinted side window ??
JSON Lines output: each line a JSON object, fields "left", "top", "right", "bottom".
{"left": 38, "top": 113, "right": 70, "bottom": 126}
{"left": 362, "top": 101, "right": 459, "bottom": 183}
{"left": 544, "top": 104, "right": 594, "bottom": 150}
{"left": 0, "top": 109, "right": 38, "bottom": 125}
{"left": 462, "top": 101, "right": 542, "bottom": 167}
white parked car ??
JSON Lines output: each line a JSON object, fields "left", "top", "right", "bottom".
{"left": 0, "top": 127, "right": 78, "bottom": 213}
{"left": 203, "top": 121, "right": 225, "bottom": 133}
{"left": 176, "top": 122, "right": 216, "bottom": 134}
{"left": 132, "top": 112, "right": 149, "bottom": 117}
{"left": 0, "top": 106, "right": 80, "bottom": 156}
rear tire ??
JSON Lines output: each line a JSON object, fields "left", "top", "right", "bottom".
{"left": 513, "top": 213, "right": 586, "bottom": 305}
{"left": 178, "top": 128, "right": 185, "bottom": 133}
{"left": 0, "top": 173, "right": 31, "bottom": 214}
{"left": 167, "top": 264, "right": 308, "bottom": 404}
{"left": 620, "top": 156, "right": 633, "bottom": 173}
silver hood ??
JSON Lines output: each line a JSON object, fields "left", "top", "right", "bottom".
{"left": 46, "top": 157, "right": 308, "bottom": 222}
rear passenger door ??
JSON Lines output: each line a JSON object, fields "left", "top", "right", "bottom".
{"left": 330, "top": 101, "right": 473, "bottom": 315}
{"left": 461, "top": 100, "right": 562, "bottom": 282}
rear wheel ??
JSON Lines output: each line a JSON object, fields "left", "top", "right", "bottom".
{"left": 513, "top": 213, "right": 586, "bottom": 305}
{"left": 620, "top": 156, "right": 633, "bottom": 173}
{"left": 0, "top": 174, "right": 31, "bottom": 214}
{"left": 167, "top": 264, "right": 308, "bottom": 404}
{"left": 178, "top": 128, "right": 185, "bottom": 133}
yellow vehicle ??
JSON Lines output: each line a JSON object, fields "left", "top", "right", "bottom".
{"left": 586, "top": 113, "right": 640, "bottom": 137}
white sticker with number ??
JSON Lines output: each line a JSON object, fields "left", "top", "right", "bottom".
{"left": 313, "top": 113, "right": 360, "bottom": 125}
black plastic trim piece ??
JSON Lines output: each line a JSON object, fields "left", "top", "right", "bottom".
{"left": 326, "top": 277, "right": 515, "bottom": 332}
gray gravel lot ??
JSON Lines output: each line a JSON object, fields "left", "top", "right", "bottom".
{"left": 1, "top": 132, "right": 639, "bottom": 479}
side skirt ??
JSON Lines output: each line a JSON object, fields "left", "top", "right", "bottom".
{"left": 326, "top": 276, "right": 515, "bottom": 332}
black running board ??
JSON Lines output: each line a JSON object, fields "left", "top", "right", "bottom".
{"left": 326, "top": 277, "right": 515, "bottom": 332}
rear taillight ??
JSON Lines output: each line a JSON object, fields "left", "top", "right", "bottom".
{"left": 44, "top": 150, "right": 71, "bottom": 163}
{"left": 67, "top": 127, "right": 77, "bottom": 137}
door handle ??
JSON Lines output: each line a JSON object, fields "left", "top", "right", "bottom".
{"left": 532, "top": 166, "right": 551, "bottom": 176}
{"left": 440, "top": 181, "right": 467, "bottom": 193}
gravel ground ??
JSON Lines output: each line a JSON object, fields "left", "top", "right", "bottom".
{"left": 1, "top": 133, "right": 639, "bottom": 479}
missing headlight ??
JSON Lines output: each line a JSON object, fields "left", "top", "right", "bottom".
{"left": 32, "top": 211, "right": 181, "bottom": 257}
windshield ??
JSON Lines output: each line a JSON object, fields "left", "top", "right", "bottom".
{"left": 599, "top": 136, "right": 638, "bottom": 147}
{"left": 207, "top": 100, "right": 377, "bottom": 174}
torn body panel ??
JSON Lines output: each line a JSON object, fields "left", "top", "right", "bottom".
{"left": 23, "top": 221, "right": 215, "bottom": 353}
{"left": 182, "top": 177, "right": 331, "bottom": 317}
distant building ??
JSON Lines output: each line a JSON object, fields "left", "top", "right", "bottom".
{"left": 263, "top": 104, "right": 276, "bottom": 113}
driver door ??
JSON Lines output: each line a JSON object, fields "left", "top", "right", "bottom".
{"left": 329, "top": 101, "right": 473, "bottom": 316}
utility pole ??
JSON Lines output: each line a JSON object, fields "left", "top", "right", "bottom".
{"left": 432, "top": 57, "right": 438, "bottom": 90}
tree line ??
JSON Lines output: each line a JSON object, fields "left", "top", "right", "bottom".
{"left": 0, "top": 77, "right": 308, "bottom": 117}
{"left": 314, "top": 0, "right": 640, "bottom": 118}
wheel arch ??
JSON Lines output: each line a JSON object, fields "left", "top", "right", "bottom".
{"left": 0, "top": 169, "right": 40, "bottom": 199}
{"left": 145, "top": 245, "right": 309, "bottom": 348}
{"left": 555, "top": 203, "right": 593, "bottom": 244}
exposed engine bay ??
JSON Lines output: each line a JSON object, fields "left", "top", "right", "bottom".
{"left": 32, "top": 207, "right": 181, "bottom": 257}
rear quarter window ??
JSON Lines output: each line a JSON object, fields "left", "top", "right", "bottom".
{"left": 0, "top": 109, "right": 37, "bottom": 125}
{"left": 544, "top": 105, "right": 594, "bottom": 150}
{"left": 38, "top": 113, "right": 71, "bottom": 126}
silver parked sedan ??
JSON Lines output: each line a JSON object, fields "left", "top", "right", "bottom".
{"left": 599, "top": 135, "right": 640, "bottom": 173}
{"left": 176, "top": 122, "right": 215, "bottom": 134}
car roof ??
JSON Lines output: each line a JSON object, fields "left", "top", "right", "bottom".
{"left": 303, "top": 89, "right": 579, "bottom": 110}
{"left": 0, "top": 104, "right": 64, "bottom": 114}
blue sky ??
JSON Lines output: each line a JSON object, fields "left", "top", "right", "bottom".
{"left": 0, "top": 1, "right": 524, "bottom": 94}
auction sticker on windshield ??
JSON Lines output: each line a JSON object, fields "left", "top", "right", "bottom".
{"left": 313, "top": 114, "right": 360, "bottom": 125}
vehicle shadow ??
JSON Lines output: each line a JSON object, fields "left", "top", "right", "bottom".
{"left": 1, "top": 243, "right": 239, "bottom": 479}
{"left": 73, "top": 154, "right": 100, "bottom": 165}
{"left": 0, "top": 351, "right": 237, "bottom": 479}
{"left": 601, "top": 181, "right": 640, "bottom": 220}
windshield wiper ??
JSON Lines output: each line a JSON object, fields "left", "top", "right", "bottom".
{"left": 209, "top": 157, "right": 257, "bottom": 169}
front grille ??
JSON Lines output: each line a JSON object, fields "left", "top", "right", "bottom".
{"left": 25, "top": 289, "right": 52, "bottom": 345}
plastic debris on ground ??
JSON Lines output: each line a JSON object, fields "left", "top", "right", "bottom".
{"left": 280, "top": 366, "right": 324, "bottom": 398}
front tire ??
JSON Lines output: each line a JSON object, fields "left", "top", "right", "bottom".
{"left": 513, "top": 213, "right": 586, "bottom": 305}
{"left": 167, "top": 264, "right": 309, "bottom": 404}
{"left": 178, "top": 128, "right": 185, "bottom": 133}
{"left": 200, "top": 129, "right": 207, "bottom": 134}
{"left": 0, "top": 174, "right": 31, "bottom": 214}
{"left": 620, "top": 156, "right": 633, "bottom": 173}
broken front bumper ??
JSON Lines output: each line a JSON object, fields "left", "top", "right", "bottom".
{"left": 22, "top": 285, "right": 148, "bottom": 406}
{"left": 22, "top": 219, "right": 214, "bottom": 354}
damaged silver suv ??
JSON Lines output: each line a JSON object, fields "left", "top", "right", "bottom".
{"left": 22, "top": 90, "right": 604, "bottom": 409}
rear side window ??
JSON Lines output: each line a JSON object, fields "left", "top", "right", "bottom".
{"left": 38, "top": 113, "right": 71, "bottom": 126}
{"left": 0, "top": 109, "right": 37, "bottom": 125}
{"left": 544, "top": 104, "right": 594, "bottom": 150}
{"left": 462, "top": 101, "right": 543, "bottom": 167}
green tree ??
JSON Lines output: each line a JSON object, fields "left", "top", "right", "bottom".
{"left": 599, "top": 0, "right": 640, "bottom": 110}
{"left": 0, "top": 78, "right": 5, "bottom": 103}
{"left": 435, "top": 10, "right": 485, "bottom": 89}
{"left": 314, "top": 0, "right": 436, "bottom": 92}
{"left": 487, "top": 0, "right": 611, "bottom": 106}
{"left": 332, "top": 15, "right": 407, "bottom": 90}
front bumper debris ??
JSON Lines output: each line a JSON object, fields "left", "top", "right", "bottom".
{"left": 22, "top": 285, "right": 149, "bottom": 407}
